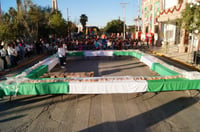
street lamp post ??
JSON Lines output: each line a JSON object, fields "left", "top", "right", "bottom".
{"left": 120, "top": 3, "right": 128, "bottom": 40}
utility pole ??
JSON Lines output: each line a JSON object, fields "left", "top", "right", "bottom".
{"left": 67, "top": 8, "right": 70, "bottom": 40}
{"left": 120, "top": 3, "right": 128, "bottom": 40}
{"left": 137, "top": 0, "right": 141, "bottom": 32}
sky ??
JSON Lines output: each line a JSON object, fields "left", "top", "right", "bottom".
{"left": 1, "top": 0, "right": 141, "bottom": 27}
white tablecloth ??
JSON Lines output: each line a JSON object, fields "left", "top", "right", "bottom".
{"left": 140, "top": 56, "right": 155, "bottom": 68}
{"left": 84, "top": 51, "right": 113, "bottom": 57}
{"left": 182, "top": 71, "right": 200, "bottom": 80}
{"left": 43, "top": 57, "right": 59, "bottom": 71}
{"left": 69, "top": 80, "right": 148, "bottom": 94}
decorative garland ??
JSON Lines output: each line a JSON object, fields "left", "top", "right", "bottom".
{"left": 20, "top": 75, "right": 183, "bottom": 84}
{"left": 157, "top": 3, "right": 182, "bottom": 18}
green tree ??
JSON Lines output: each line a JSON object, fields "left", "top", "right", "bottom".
{"left": 80, "top": 14, "right": 88, "bottom": 33}
{"left": 181, "top": 3, "right": 200, "bottom": 55}
{"left": 27, "top": 5, "right": 50, "bottom": 39}
{"left": 68, "top": 21, "right": 78, "bottom": 32}
{"left": 0, "top": 0, "right": 77, "bottom": 42}
{"left": 8, "top": 7, "right": 17, "bottom": 23}
{"left": 50, "top": 12, "right": 67, "bottom": 36}
{"left": 0, "top": 8, "right": 18, "bottom": 41}
{"left": 104, "top": 19, "right": 124, "bottom": 33}
{"left": 181, "top": 3, "right": 200, "bottom": 32}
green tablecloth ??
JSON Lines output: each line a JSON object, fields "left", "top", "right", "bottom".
{"left": 147, "top": 78, "right": 200, "bottom": 92}
{"left": 17, "top": 82, "right": 69, "bottom": 95}
{"left": 0, "top": 81, "right": 69, "bottom": 97}
{"left": 113, "top": 51, "right": 143, "bottom": 59}
{"left": 128, "top": 51, "right": 136, "bottom": 57}
{"left": 0, "top": 82, "right": 17, "bottom": 96}
{"left": 67, "top": 52, "right": 85, "bottom": 56}
{"left": 113, "top": 51, "right": 126, "bottom": 56}
{"left": 26, "top": 65, "right": 48, "bottom": 79}
{"left": 134, "top": 52, "right": 143, "bottom": 59}
{"left": 151, "top": 63, "right": 180, "bottom": 76}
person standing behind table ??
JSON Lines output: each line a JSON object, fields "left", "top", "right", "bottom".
{"left": 25, "top": 43, "right": 31, "bottom": 57}
{"left": 14, "top": 42, "right": 20, "bottom": 61}
{"left": 18, "top": 43, "right": 25, "bottom": 59}
{"left": 146, "top": 34, "right": 149, "bottom": 48}
{"left": 152, "top": 34, "right": 154, "bottom": 46}
{"left": 107, "top": 39, "right": 112, "bottom": 49}
{"left": 63, "top": 43, "right": 68, "bottom": 64}
{"left": 7, "top": 43, "right": 17, "bottom": 67}
{"left": 45, "top": 41, "right": 50, "bottom": 54}
{"left": 0, "top": 45, "right": 8, "bottom": 70}
{"left": 57, "top": 43, "right": 66, "bottom": 68}
{"left": 94, "top": 39, "right": 99, "bottom": 50}
{"left": 35, "top": 40, "right": 40, "bottom": 54}
{"left": 36, "top": 39, "right": 43, "bottom": 54}
{"left": 13, "top": 43, "right": 19, "bottom": 64}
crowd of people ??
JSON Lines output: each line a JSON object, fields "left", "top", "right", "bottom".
{"left": 0, "top": 39, "right": 52, "bottom": 71}
{"left": 66, "top": 38, "right": 148, "bottom": 51}
{"left": 0, "top": 36, "right": 153, "bottom": 71}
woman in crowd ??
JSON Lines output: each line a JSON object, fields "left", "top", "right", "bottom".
{"left": 0, "top": 45, "right": 8, "bottom": 70}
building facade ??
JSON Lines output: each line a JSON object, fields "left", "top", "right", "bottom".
{"left": 142, "top": 0, "right": 200, "bottom": 53}
{"left": 142, "top": 0, "right": 162, "bottom": 44}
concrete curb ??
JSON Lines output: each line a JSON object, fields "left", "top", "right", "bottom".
{"left": 149, "top": 50, "right": 200, "bottom": 72}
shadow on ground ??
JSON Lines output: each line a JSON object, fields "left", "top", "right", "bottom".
{"left": 0, "top": 94, "right": 90, "bottom": 117}
{"left": 0, "top": 115, "right": 26, "bottom": 123}
{"left": 80, "top": 97, "right": 198, "bottom": 132}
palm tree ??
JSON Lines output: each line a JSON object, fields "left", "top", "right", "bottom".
{"left": 3, "top": 13, "right": 10, "bottom": 24}
{"left": 16, "top": 0, "right": 22, "bottom": 13}
{"left": 80, "top": 14, "right": 88, "bottom": 33}
{"left": 23, "top": 0, "right": 33, "bottom": 13}
{"left": 8, "top": 7, "right": 17, "bottom": 23}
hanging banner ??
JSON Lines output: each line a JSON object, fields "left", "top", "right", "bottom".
{"left": 144, "top": 7, "right": 149, "bottom": 23}
{"left": 154, "top": 1, "right": 160, "bottom": 23}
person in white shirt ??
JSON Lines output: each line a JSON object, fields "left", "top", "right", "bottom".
{"left": 7, "top": 43, "right": 17, "bottom": 67}
{"left": 57, "top": 43, "right": 66, "bottom": 68}
{"left": 107, "top": 39, "right": 112, "bottom": 49}
{"left": 0, "top": 45, "right": 8, "bottom": 69}
{"left": 15, "top": 43, "right": 20, "bottom": 61}
{"left": 25, "top": 43, "right": 32, "bottom": 57}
